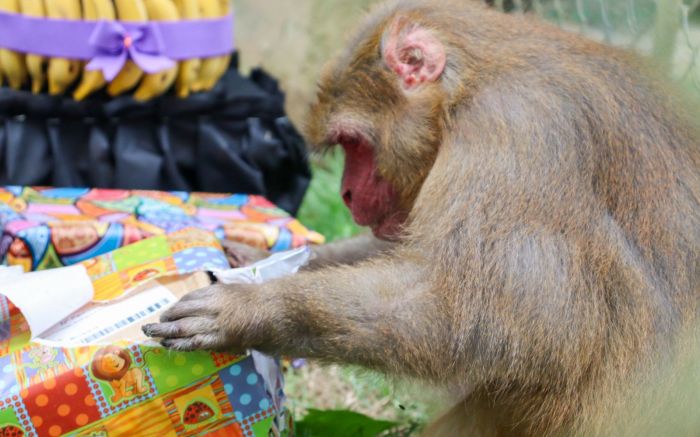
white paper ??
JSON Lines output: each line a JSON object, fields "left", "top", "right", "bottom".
{"left": 0, "top": 265, "right": 94, "bottom": 339}
{"left": 0, "top": 265, "right": 24, "bottom": 281}
{"left": 252, "top": 350, "right": 285, "bottom": 412}
{"left": 214, "top": 246, "right": 311, "bottom": 284}
{"left": 39, "top": 284, "right": 178, "bottom": 345}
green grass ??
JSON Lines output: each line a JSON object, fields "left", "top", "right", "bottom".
{"left": 285, "top": 364, "right": 434, "bottom": 432}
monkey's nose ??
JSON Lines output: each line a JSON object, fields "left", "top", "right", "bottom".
{"left": 342, "top": 190, "right": 352, "bottom": 207}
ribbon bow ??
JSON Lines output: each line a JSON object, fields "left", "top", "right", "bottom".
{"left": 86, "top": 21, "right": 176, "bottom": 81}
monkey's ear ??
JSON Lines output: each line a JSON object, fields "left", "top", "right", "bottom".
{"left": 382, "top": 18, "right": 446, "bottom": 89}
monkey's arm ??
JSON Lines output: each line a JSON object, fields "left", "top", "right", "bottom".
{"left": 222, "top": 234, "right": 395, "bottom": 268}
{"left": 305, "top": 233, "right": 396, "bottom": 270}
{"left": 143, "top": 226, "right": 603, "bottom": 385}
{"left": 142, "top": 256, "right": 450, "bottom": 379}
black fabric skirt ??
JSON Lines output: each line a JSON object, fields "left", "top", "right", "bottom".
{"left": 0, "top": 61, "right": 311, "bottom": 215}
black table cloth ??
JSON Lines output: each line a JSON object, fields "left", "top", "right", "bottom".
{"left": 0, "top": 63, "right": 311, "bottom": 215}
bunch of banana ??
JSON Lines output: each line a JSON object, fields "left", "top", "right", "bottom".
{"left": 133, "top": 0, "right": 179, "bottom": 101}
{"left": 173, "top": 0, "right": 201, "bottom": 98}
{"left": 193, "top": 0, "right": 229, "bottom": 92}
{"left": 46, "top": 0, "right": 83, "bottom": 95}
{"left": 73, "top": 0, "right": 116, "bottom": 101}
{"left": 106, "top": 0, "right": 148, "bottom": 96}
{"left": 209, "top": 0, "right": 232, "bottom": 88}
{"left": 0, "top": 0, "right": 27, "bottom": 90}
{"left": 0, "top": 0, "right": 233, "bottom": 100}
{"left": 19, "top": 0, "right": 45, "bottom": 93}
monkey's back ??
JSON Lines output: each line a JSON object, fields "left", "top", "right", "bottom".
{"left": 409, "top": 3, "right": 700, "bottom": 434}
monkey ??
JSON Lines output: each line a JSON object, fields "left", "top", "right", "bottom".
{"left": 143, "top": 1, "right": 700, "bottom": 435}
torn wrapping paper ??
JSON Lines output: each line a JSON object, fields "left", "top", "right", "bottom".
{"left": 215, "top": 247, "right": 311, "bottom": 285}
{"left": 1, "top": 265, "right": 93, "bottom": 341}
{"left": 0, "top": 227, "right": 230, "bottom": 353}
{"left": 0, "top": 186, "right": 324, "bottom": 272}
{"left": 0, "top": 231, "right": 309, "bottom": 436}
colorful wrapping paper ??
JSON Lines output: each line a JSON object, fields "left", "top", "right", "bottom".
{"left": 0, "top": 229, "right": 292, "bottom": 436}
{"left": 0, "top": 186, "right": 324, "bottom": 272}
{"left": 0, "top": 345, "right": 289, "bottom": 436}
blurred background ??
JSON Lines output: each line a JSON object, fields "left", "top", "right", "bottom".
{"left": 232, "top": 0, "right": 700, "bottom": 433}
{"left": 234, "top": 0, "right": 700, "bottom": 126}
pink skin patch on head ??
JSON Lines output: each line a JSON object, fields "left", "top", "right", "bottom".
{"left": 340, "top": 137, "right": 407, "bottom": 240}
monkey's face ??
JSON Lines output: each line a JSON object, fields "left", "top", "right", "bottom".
{"left": 339, "top": 133, "right": 408, "bottom": 239}
{"left": 306, "top": 14, "right": 448, "bottom": 239}
{"left": 307, "top": 68, "right": 417, "bottom": 240}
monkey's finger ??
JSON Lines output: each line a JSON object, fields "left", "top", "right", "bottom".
{"left": 161, "top": 333, "right": 229, "bottom": 352}
{"left": 142, "top": 317, "right": 217, "bottom": 339}
{"left": 222, "top": 240, "right": 270, "bottom": 267}
{"left": 159, "top": 300, "right": 218, "bottom": 322}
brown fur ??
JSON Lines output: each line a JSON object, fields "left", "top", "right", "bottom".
{"left": 145, "top": 1, "right": 700, "bottom": 435}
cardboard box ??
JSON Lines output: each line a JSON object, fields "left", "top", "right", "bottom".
{"left": 0, "top": 186, "right": 324, "bottom": 271}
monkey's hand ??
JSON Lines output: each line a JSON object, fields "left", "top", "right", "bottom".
{"left": 304, "top": 233, "right": 397, "bottom": 270}
{"left": 142, "top": 283, "right": 270, "bottom": 352}
{"left": 222, "top": 240, "right": 270, "bottom": 267}
{"left": 143, "top": 260, "right": 446, "bottom": 377}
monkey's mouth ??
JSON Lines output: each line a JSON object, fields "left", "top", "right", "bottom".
{"left": 334, "top": 133, "right": 407, "bottom": 239}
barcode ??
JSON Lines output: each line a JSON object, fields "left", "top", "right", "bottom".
{"left": 81, "top": 297, "right": 172, "bottom": 343}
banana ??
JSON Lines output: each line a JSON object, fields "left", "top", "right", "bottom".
{"left": 46, "top": 0, "right": 82, "bottom": 95}
{"left": 133, "top": 0, "right": 179, "bottom": 101}
{"left": 205, "top": 0, "right": 232, "bottom": 90}
{"left": 0, "top": 0, "right": 27, "bottom": 90}
{"left": 81, "top": 0, "right": 95, "bottom": 17}
{"left": 107, "top": 0, "right": 149, "bottom": 96}
{"left": 173, "top": 0, "right": 200, "bottom": 98}
{"left": 73, "top": 0, "right": 115, "bottom": 100}
{"left": 192, "top": 0, "right": 222, "bottom": 92}
{"left": 19, "top": 0, "right": 46, "bottom": 93}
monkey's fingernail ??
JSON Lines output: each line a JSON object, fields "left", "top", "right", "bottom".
{"left": 161, "top": 339, "right": 178, "bottom": 349}
{"left": 142, "top": 324, "right": 155, "bottom": 336}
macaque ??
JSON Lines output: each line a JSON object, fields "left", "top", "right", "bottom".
{"left": 144, "top": 1, "right": 700, "bottom": 435}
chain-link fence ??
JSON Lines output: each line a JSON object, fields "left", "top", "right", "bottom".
{"left": 488, "top": 0, "right": 700, "bottom": 92}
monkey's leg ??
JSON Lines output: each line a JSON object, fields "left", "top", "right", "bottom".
{"left": 143, "top": 257, "right": 450, "bottom": 379}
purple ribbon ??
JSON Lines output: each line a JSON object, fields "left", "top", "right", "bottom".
{"left": 0, "top": 11, "right": 234, "bottom": 81}
{"left": 87, "top": 21, "right": 176, "bottom": 81}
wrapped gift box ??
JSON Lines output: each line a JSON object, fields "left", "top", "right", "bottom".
{"left": 0, "top": 229, "right": 296, "bottom": 436}
{"left": 0, "top": 186, "right": 324, "bottom": 271}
